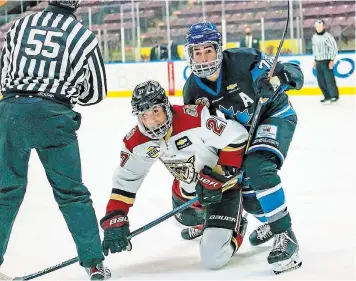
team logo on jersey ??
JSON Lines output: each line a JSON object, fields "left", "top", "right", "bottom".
{"left": 183, "top": 105, "right": 198, "bottom": 117}
{"left": 163, "top": 156, "right": 196, "bottom": 184}
{"left": 226, "top": 83, "right": 239, "bottom": 93}
{"left": 175, "top": 136, "right": 192, "bottom": 150}
{"left": 146, "top": 146, "right": 160, "bottom": 158}
{"left": 195, "top": 97, "right": 210, "bottom": 108}
{"left": 218, "top": 105, "right": 253, "bottom": 126}
{"left": 126, "top": 127, "right": 136, "bottom": 140}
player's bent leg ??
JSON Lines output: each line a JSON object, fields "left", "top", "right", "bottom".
{"left": 200, "top": 189, "right": 247, "bottom": 269}
{"left": 200, "top": 227, "right": 234, "bottom": 269}
{"left": 172, "top": 179, "right": 205, "bottom": 239}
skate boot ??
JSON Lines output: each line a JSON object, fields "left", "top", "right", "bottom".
{"left": 86, "top": 262, "right": 111, "bottom": 280}
{"left": 231, "top": 215, "right": 248, "bottom": 255}
{"left": 181, "top": 224, "right": 204, "bottom": 240}
{"left": 249, "top": 223, "right": 274, "bottom": 246}
{"left": 267, "top": 228, "right": 302, "bottom": 274}
{"left": 331, "top": 97, "right": 339, "bottom": 103}
{"left": 320, "top": 98, "right": 332, "bottom": 104}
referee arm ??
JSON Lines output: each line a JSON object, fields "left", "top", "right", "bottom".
{"left": 78, "top": 40, "right": 107, "bottom": 106}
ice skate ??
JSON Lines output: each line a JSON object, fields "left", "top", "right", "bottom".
{"left": 249, "top": 223, "right": 274, "bottom": 246}
{"left": 181, "top": 224, "right": 204, "bottom": 240}
{"left": 267, "top": 228, "right": 302, "bottom": 274}
{"left": 86, "top": 262, "right": 111, "bottom": 280}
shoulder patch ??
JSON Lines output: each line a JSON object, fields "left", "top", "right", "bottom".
{"left": 125, "top": 127, "right": 137, "bottom": 141}
{"left": 183, "top": 104, "right": 198, "bottom": 117}
{"left": 195, "top": 97, "right": 210, "bottom": 108}
{"left": 123, "top": 126, "right": 151, "bottom": 153}
{"left": 171, "top": 105, "right": 204, "bottom": 134}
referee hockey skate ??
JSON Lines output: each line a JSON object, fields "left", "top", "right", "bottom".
{"left": 267, "top": 228, "right": 302, "bottom": 274}
{"left": 86, "top": 262, "right": 111, "bottom": 280}
{"left": 249, "top": 223, "right": 274, "bottom": 246}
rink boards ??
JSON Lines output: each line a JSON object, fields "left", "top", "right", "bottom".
{"left": 105, "top": 52, "right": 356, "bottom": 97}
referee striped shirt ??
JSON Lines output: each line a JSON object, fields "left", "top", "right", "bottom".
{"left": 0, "top": 5, "right": 107, "bottom": 106}
{"left": 312, "top": 31, "right": 338, "bottom": 61}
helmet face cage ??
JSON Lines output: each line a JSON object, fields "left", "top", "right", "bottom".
{"left": 131, "top": 81, "right": 172, "bottom": 139}
{"left": 185, "top": 22, "right": 223, "bottom": 78}
{"left": 186, "top": 41, "right": 223, "bottom": 78}
{"left": 48, "top": 0, "right": 81, "bottom": 10}
{"left": 136, "top": 103, "right": 172, "bottom": 139}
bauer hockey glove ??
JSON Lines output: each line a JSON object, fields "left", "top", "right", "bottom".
{"left": 255, "top": 64, "right": 293, "bottom": 101}
{"left": 100, "top": 210, "right": 132, "bottom": 256}
{"left": 195, "top": 165, "right": 230, "bottom": 206}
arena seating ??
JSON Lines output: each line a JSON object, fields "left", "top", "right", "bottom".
{"left": 0, "top": 0, "right": 354, "bottom": 51}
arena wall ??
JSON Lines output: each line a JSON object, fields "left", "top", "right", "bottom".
{"left": 106, "top": 52, "right": 356, "bottom": 97}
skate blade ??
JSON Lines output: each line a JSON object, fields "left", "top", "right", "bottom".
{"left": 273, "top": 261, "right": 302, "bottom": 275}
{"left": 272, "top": 251, "right": 302, "bottom": 275}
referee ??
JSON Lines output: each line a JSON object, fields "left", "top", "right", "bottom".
{"left": 0, "top": 1, "right": 110, "bottom": 279}
{"left": 312, "top": 19, "right": 339, "bottom": 104}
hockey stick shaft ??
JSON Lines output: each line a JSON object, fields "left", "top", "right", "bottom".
{"left": 246, "top": 1, "right": 290, "bottom": 152}
{"left": 6, "top": 177, "right": 238, "bottom": 281}
{"left": 267, "top": 1, "right": 290, "bottom": 80}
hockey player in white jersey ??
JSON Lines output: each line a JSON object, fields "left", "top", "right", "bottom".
{"left": 100, "top": 80, "right": 249, "bottom": 270}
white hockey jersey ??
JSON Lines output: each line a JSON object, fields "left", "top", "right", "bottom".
{"left": 106, "top": 104, "right": 248, "bottom": 214}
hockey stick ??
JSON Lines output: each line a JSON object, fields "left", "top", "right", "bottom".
{"left": 246, "top": 1, "right": 290, "bottom": 152}
{"left": 0, "top": 175, "right": 239, "bottom": 281}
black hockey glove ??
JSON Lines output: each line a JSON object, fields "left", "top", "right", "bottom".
{"left": 196, "top": 166, "right": 229, "bottom": 206}
{"left": 255, "top": 64, "right": 293, "bottom": 101}
{"left": 100, "top": 210, "right": 132, "bottom": 256}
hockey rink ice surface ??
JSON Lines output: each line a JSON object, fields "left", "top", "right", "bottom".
{"left": 1, "top": 95, "right": 355, "bottom": 280}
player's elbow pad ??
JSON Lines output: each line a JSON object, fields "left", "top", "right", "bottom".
{"left": 217, "top": 143, "right": 246, "bottom": 169}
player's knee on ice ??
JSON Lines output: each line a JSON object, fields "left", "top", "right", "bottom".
{"left": 199, "top": 227, "right": 234, "bottom": 269}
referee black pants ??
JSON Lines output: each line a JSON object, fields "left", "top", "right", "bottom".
{"left": 316, "top": 60, "right": 339, "bottom": 100}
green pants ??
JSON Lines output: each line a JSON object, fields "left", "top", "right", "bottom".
{"left": 316, "top": 60, "right": 339, "bottom": 100}
{"left": 242, "top": 115, "right": 297, "bottom": 234}
{"left": 0, "top": 96, "right": 103, "bottom": 267}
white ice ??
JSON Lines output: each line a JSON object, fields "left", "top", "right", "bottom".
{"left": 1, "top": 95, "right": 355, "bottom": 280}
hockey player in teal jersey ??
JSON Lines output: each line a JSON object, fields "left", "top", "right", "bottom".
{"left": 182, "top": 22, "right": 304, "bottom": 274}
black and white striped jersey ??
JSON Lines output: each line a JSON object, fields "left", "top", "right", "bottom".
{"left": 0, "top": 5, "right": 107, "bottom": 106}
{"left": 312, "top": 31, "right": 338, "bottom": 61}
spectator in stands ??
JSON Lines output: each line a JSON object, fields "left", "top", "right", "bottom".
{"left": 312, "top": 19, "right": 339, "bottom": 104}
{"left": 150, "top": 40, "right": 160, "bottom": 61}
{"left": 150, "top": 40, "right": 168, "bottom": 61}
{"left": 169, "top": 40, "right": 180, "bottom": 60}
{"left": 240, "top": 26, "right": 260, "bottom": 50}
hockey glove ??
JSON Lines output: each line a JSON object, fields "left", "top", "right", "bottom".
{"left": 255, "top": 64, "right": 293, "bottom": 101}
{"left": 100, "top": 210, "right": 132, "bottom": 256}
{"left": 196, "top": 165, "right": 229, "bottom": 206}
